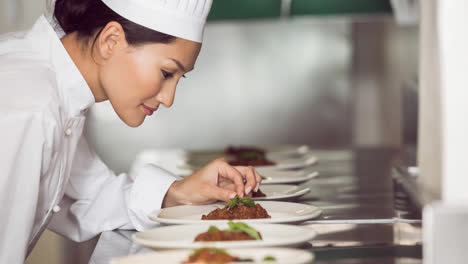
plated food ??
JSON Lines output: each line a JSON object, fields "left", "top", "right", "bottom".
{"left": 151, "top": 200, "right": 322, "bottom": 225}
{"left": 194, "top": 221, "right": 261, "bottom": 242}
{"left": 202, "top": 196, "right": 271, "bottom": 220}
{"left": 226, "top": 146, "right": 276, "bottom": 167}
{"left": 182, "top": 248, "right": 241, "bottom": 263}
{"left": 112, "top": 248, "right": 315, "bottom": 264}
{"left": 132, "top": 222, "right": 317, "bottom": 249}
{"left": 183, "top": 247, "right": 277, "bottom": 263}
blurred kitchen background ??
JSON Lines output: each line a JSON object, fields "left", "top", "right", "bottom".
{"left": 1, "top": 0, "right": 421, "bottom": 263}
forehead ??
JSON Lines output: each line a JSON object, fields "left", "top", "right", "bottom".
{"left": 139, "top": 38, "right": 202, "bottom": 69}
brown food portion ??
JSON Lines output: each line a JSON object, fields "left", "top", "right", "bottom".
{"left": 252, "top": 189, "right": 266, "bottom": 198}
{"left": 228, "top": 158, "right": 276, "bottom": 166}
{"left": 202, "top": 204, "right": 271, "bottom": 220}
{"left": 226, "top": 146, "right": 266, "bottom": 155}
{"left": 183, "top": 248, "right": 239, "bottom": 264}
{"left": 225, "top": 146, "right": 276, "bottom": 167}
{"left": 194, "top": 229, "right": 262, "bottom": 242}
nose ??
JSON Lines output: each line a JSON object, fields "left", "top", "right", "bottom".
{"left": 156, "top": 83, "right": 176, "bottom": 108}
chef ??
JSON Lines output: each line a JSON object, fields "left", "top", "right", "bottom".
{"left": 0, "top": 0, "right": 262, "bottom": 262}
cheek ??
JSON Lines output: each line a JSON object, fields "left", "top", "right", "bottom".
{"left": 102, "top": 53, "right": 159, "bottom": 100}
{"left": 100, "top": 52, "right": 161, "bottom": 126}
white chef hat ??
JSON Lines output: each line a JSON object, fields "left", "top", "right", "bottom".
{"left": 101, "top": 0, "right": 213, "bottom": 43}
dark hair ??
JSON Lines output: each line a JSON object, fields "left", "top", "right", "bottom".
{"left": 54, "top": 0, "right": 176, "bottom": 46}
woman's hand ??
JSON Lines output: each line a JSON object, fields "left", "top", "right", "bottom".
{"left": 162, "top": 158, "right": 262, "bottom": 208}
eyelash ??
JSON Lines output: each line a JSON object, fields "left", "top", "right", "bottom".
{"left": 161, "top": 70, "right": 187, "bottom": 79}
{"left": 161, "top": 70, "right": 173, "bottom": 79}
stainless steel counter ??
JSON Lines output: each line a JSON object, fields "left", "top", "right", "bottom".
{"left": 88, "top": 148, "right": 422, "bottom": 264}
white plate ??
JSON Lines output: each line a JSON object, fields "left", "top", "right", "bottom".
{"left": 257, "top": 168, "right": 319, "bottom": 184}
{"left": 151, "top": 201, "right": 322, "bottom": 225}
{"left": 111, "top": 247, "right": 315, "bottom": 264}
{"left": 253, "top": 185, "right": 310, "bottom": 201}
{"left": 132, "top": 223, "right": 316, "bottom": 249}
{"left": 256, "top": 155, "right": 317, "bottom": 170}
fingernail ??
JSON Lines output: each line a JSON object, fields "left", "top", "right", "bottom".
{"left": 229, "top": 193, "right": 236, "bottom": 199}
{"left": 245, "top": 186, "right": 252, "bottom": 195}
{"left": 254, "top": 183, "right": 260, "bottom": 192}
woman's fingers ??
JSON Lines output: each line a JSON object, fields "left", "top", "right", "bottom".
{"left": 207, "top": 185, "right": 237, "bottom": 202}
{"left": 253, "top": 169, "right": 262, "bottom": 192}
{"left": 215, "top": 159, "right": 245, "bottom": 197}
{"left": 233, "top": 166, "right": 258, "bottom": 195}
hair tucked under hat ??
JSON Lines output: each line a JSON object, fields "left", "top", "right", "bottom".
{"left": 54, "top": 0, "right": 176, "bottom": 45}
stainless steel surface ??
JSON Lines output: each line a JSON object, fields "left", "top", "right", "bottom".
{"left": 86, "top": 149, "right": 422, "bottom": 264}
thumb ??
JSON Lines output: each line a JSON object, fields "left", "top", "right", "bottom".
{"left": 209, "top": 185, "right": 237, "bottom": 202}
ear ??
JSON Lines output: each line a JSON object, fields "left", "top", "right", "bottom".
{"left": 95, "top": 21, "right": 127, "bottom": 60}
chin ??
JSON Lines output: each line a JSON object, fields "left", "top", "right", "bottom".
{"left": 120, "top": 115, "right": 145, "bottom": 128}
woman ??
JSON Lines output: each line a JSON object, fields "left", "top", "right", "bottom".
{"left": 0, "top": 0, "right": 261, "bottom": 262}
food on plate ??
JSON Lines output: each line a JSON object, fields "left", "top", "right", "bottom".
{"left": 252, "top": 189, "right": 266, "bottom": 198}
{"left": 194, "top": 221, "right": 262, "bottom": 242}
{"left": 201, "top": 196, "right": 271, "bottom": 220}
{"left": 182, "top": 247, "right": 276, "bottom": 263}
{"left": 182, "top": 248, "right": 242, "bottom": 263}
{"left": 225, "top": 146, "right": 276, "bottom": 167}
{"left": 226, "top": 146, "right": 266, "bottom": 155}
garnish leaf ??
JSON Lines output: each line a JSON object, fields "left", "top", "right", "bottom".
{"left": 224, "top": 195, "right": 239, "bottom": 210}
{"left": 208, "top": 226, "right": 219, "bottom": 233}
{"left": 263, "top": 256, "right": 277, "bottom": 261}
{"left": 239, "top": 197, "right": 255, "bottom": 207}
{"left": 227, "top": 221, "right": 261, "bottom": 240}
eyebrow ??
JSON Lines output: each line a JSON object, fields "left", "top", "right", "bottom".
{"left": 170, "top": 58, "right": 192, "bottom": 72}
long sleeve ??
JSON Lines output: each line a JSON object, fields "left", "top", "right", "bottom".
{"left": 0, "top": 110, "right": 47, "bottom": 263}
{"left": 48, "top": 136, "right": 180, "bottom": 242}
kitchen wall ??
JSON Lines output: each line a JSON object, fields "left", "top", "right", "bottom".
{"left": 86, "top": 17, "right": 353, "bottom": 174}
{"left": 86, "top": 17, "right": 419, "bottom": 175}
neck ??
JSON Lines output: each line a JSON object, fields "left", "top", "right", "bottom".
{"left": 61, "top": 33, "right": 108, "bottom": 102}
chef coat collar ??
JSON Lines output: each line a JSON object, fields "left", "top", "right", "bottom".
{"left": 32, "top": 15, "right": 95, "bottom": 117}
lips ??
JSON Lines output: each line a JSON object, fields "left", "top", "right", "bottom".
{"left": 142, "top": 104, "right": 158, "bottom": 116}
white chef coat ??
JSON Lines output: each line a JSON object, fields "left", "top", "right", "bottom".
{"left": 0, "top": 15, "right": 180, "bottom": 263}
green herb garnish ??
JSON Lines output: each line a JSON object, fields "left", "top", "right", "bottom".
{"left": 263, "top": 256, "right": 277, "bottom": 261}
{"left": 227, "top": 221, "right": 261, "bottom": 240}
{"left": 190, "top": 247, "right": 228, "bottom": 258}
{"left": 224, "top": 195, "right": 256, "bottom": 210}
{"left": 239, "top": 197, "right": 255, "bottom": 207}
{"left": 208, "top": 226, "right": 219, "bottom": 234}
{"left": 203, "top": 221, "right": 261, "bottom": 240}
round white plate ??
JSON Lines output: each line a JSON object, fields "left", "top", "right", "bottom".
{"left": 257, "top": 168, "right": 319, "bottom": 184}
{"left": 256, "top": 155, "right": 317, "bottom": 170}
{"left": 132, "top": 223, "right": 316, "bottom": 249}
{"left": 253, "top": 185, "right": 310, "bottom": 201}
{"left": 151, "top": 201, "right": 322, "bottom": 225}
{"left": 111, "top": 247, "right": 315, "bottom": 264}
{"left": 260, "top": 144, "right": 310, "bottom": 156}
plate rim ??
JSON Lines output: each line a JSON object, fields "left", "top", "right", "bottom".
{"left": 151, "top": 201, "right": 322, "bottom": 225}
{"left": 252, "top": 185, "right": 311, "bottom": 201}
{"left": 256, "top": 156, "right": 318, "bottom": 170}
{"left": 261, "top": 171, "right": 319, "bottom": 184}
{"left": 111, "top": 247, "right": 315, "bottom": 264}
{"left": 131, "top": 223, "right": 317, "bottom": 249}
